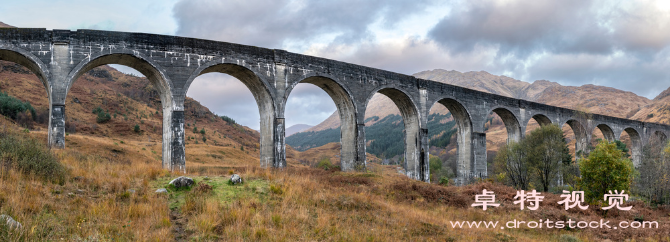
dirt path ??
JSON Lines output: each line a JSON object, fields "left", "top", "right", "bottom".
{"left": 170, "top": 209, "right": 191, "bottom": 241}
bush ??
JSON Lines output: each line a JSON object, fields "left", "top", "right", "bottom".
{"left": 94, "top": 107, "right": 111, "bottom": 123}
{"left": 133, "top": 124, "right": 140, "bottom": 133}
{"left": 579, "top": 141, "right": 634, "bottom": 203}
{"left": 200, "top": 128, "right": 205, "bottom": 135}
{"left": 439, "top": 177, "right": 450, "bottom": 186}
{"left": 0, "top": 91, "right": 35, "bottom": 121}
{"left": 316, "top": 157, "right": 333, "bottom": 170}
{"left": 0, "top": 130, "right": 67, "bottom": 184}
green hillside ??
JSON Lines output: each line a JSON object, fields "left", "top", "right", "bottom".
{"left": 286, "top": 113, "right": 457, "bottom": 160}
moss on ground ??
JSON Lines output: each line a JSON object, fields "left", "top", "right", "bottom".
{"left": 153, "top": 176, "right": 270, "bottom": 210}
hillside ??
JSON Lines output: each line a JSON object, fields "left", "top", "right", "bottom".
{"left": 285, "top": 124, "right": 312, "bottom": 137}
{"left": 631, "top": 86, "right": 670, "bottom": 124}
{"left": 0, "top": 60, "right": 262, "bottom": 166}
{"left": 0, "top": 21, "right": 14, "bottom": 28}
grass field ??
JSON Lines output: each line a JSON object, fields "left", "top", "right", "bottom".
{"left": 0, "top": 116, "right": 668, "bottom": 241}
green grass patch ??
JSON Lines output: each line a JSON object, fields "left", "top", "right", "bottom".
{"left": 153, "top": 176, "right": 271, "bottom": 210}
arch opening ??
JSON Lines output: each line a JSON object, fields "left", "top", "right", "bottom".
{"left": 650, "top": 131, "right": 668, "bottom": 148}
{"left": 621, "top": 128, "right": 642, "bottom": 166}
{"left": 524, "top": 114, "right": 552, "bottom": 136}
{"left": 427, "top": 98, "right": 472, "bottom": 184}
{"left": 66, "top": 54, "right": 174, "bottom": 169}
{"left": 588, "top": 124, "right": 615, "bottom": 149}
{"left": 562, "top": 119, "right": 588, "bottom": 160}
{"left": 0, "top": 49, "right": 48, "bottom": 97}
{"left": 489, "top": 108, "right": 521, "bottom": 143}
{"left": 0, "top": 53, "right": 50, "bottom": 135}
{"left": 284, "top": 76, "right": 357, "bottom": 171}
{"left": 186, "top": 64, "right": 274, "bottom": 170}
{"left": 365, "top": 88, "right": 422, "bottom": 180}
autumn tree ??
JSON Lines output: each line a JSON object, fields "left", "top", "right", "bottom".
{"left": 526, "top": 124, "right": 572, "bottom": 192}
{"left": 579, "top": 141, "right": 634, "bottom": 203}
{"left": 494, "top": 124, "right": 571, "bottom": 191}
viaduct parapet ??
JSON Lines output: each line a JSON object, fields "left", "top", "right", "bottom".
{"left": 1, "top": 28, "right": 667, "bottom": 185}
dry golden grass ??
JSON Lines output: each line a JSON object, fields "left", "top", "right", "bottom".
{"left": 2, "top": 115, "right": 670, "bottom": 241}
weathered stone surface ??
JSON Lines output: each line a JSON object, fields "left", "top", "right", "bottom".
{"left": 0, "top": 28, "right": 669, "bottom": 185}
{"left": 169, "top": 176, "right": 194, "bottom": 188}
{"left": 0, "top": 214, "right": 21, "bottom": 230}
{"left": 230, "top": 174, "right": 242, "bottom": 185}
{"left": 155, "top": 188, "right": 168, "bottom": 193}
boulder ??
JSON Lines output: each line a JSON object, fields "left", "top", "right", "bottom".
{"left": 155, "top": 188, "right": 168, "bottom": 193}
{"left": 230, "top": 174, "right": 242, "bottom": 185}
{"left": 0, "top": 215, "right": 21, "bottom": 230}
{"left": 169, "top": 176, "right": 194, "bottom": 188}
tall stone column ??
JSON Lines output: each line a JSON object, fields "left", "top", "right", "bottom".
{"left": 353, "top": 123, "right": 367, "bottom": 171}
{"left": 163, "top": 108, "right": 185, "bottom": 173}
{"left": 48, "top": 104, "right": 66, "bottom": 149}
{"left": 472, "top": 132, "right": 487, "bottom": 179}
{"left": 420, "top": 128, "right": 430, "bottom": 182}
{"left": 273, "top": 117, "right": 286, "bottom": 168}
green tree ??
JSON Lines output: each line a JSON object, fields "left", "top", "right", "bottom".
{"left": 579, "top": 141, "right": 634, "bottom": 203}
{"left": 494, "top": 141, "right": 530, "bottom": 190}
{"left": 193, "top": 126, "right": 198, "bottom": 133}
{"left": 494, "top": 124, "right": 571, "bottom": 191}
{"left": 429, "top": 154, "right": 442, "bottom": 182}
{"left": 614, "top": 140, "right": 630, "bottom": 159}
{"left": 200, "top": 128, "right": 206, "bottom": 135}
{"left": 96, "top": 111, "right": 111, "bottom": 123}
{"left": 526, "top": 124, "right": 571, "bottom": 192}
{"left": 133, "top": 124, "right": 140, "bottom": 133}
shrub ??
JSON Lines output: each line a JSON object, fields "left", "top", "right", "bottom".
{"left": 0, "top": 130, "right": 67, "bottom": 184}
{"left": 0, "top": 91, "right": 36, "bottom": 121}
{"left": 200, "top": 128, "right": 205, "bottom": 135}
{"left": 579, "top": 141, "right": 634, "bottom": 202}
{"left": 133, "top": 124, "right": 140, "bottom": 133}
{"left": 96, "top": 110, "right": 111, "bottom": 123}
{"left": 316, "top": 157, "right": 333, "bottom": 170}
{"left": 439, "top": 177, "right": 450, "bottom": 186}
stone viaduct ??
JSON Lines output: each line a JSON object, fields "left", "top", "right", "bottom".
{"left": 1, "top": 28, "right": 669, "bottom": 185}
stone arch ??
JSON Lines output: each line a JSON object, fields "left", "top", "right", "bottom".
{"left": 622, "top": 127, "right": 642, "bottom": 166}
{"left": 285, "top": 75, "right": 359, "bottom": 171}
{"left": 563, "top": 119, "right": 588, "bottom": 159}
{"left": 366, "top": 86, "right": 423, "bottom": 181}
{"left": 429, "top": 97, "right": 473, "bottom": 183}
{"left": 487, "top": 107, "right": 522, "bottom": 143}
{"left": 651, "top": 130, "right": 668, "bottom": 145}
{"left": 185, "top": 63, "right": 277, "bottom": 168}
{"left": 530, "top": 114, "right": 552, "bottom": 126}
{"left": 66, "top": 52, "right": 176, "bottom": 169}
{"left": 524, "top": 113, "right": 553, "bottom": 135}
{"left": 66, "top": 52, "right": 173, "bottom": 107}
{"left": 594, "top": 123, "right": 616, "bottom": 142}
{"left": 0, "top": 47, "right": 50, "bottom": 100}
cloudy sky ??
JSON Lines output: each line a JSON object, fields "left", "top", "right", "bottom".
{"left": 3, "top": 0, "right": 670, "bottom": 129}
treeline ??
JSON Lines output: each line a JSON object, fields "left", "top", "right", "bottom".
{"left": 286, "top": 113, "right": 459, "bottom": 159}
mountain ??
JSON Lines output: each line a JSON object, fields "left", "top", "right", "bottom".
{"left": 285, "top": 124, "right": 313, "bottom": 136}
{"left": 631, "top": 86, "right": 670, "bottom": 124}
{"left": 0, "top": 21, "right": 14, "bottom": 28}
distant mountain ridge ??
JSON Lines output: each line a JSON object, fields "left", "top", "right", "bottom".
{"left": 286, "top": 124, "right": 313, "bottom": 137}
{"left": 0, "top": 22, "right": 14, "bottom": 28}
{"left": 306, "top": 69, "right": 652, "bottom": 133}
